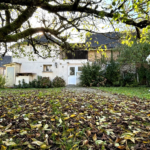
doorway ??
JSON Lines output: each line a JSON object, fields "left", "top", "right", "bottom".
{"left": 7, "top": 67, "right": 14, "bottom": 87}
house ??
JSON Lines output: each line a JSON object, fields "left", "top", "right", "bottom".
{"left": 4, "top": 32, "right": 121, "bottom": 87}
{"left": 0, "top": 56, "right": 12, "bottom": 75}
{"left": 86, "top": 32, "right": 121, "bottom": 62}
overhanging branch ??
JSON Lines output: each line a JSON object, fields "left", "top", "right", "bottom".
{"left": 0, "top": 6, "right": 36, "bottom": 38}
{"left": 2, "top": 27, "right": 59, "bottom": 42}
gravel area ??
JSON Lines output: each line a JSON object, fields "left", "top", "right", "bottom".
{"left": 64, "top": 87, "right": 119, "bottom": 99}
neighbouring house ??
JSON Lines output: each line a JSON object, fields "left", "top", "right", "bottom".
{"left": 0, "top": 56, "right": 12, "bottom": 76}
{"left": 4, "top": 32, "right": 121, "bottom": 87}
{"left": 86, "top": 32, "right": 121, "bottom": 62}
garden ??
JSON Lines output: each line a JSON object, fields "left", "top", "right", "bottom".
{"left": 1, "top": 30, "right": 150, "bottom": 150}
{"left": 80, "top": 32, "right": 150, "bottom": 89}
{"left": 0, "top": 88, "right": 150, "bottom": 150}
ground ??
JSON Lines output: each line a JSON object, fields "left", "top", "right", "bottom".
{"left": 64, "top": 87, "right": 119, "bottom": 99}
{"left": 0, "top": 87, "right": 150, "bottom": 150}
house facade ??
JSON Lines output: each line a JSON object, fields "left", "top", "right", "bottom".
{"left": 4, "top": 33, "right": 121, "bottom": 87}
{"left": 0, "top": 56, "right": 12, "bottom": 76}
{"left": 4, "top": 45, "right": 88, "bottom": 87}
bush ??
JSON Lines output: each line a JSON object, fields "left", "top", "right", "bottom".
{"left": 40, "top": 77, "right": 51, "bottom": 88}
{"left": 105, "top": 60, "right": 120, "bottom": 86}
{"left": 137, "top": 64, "right": 150, "bottom": 86}
{"left": 53, "top": 76, "right": 66, "bottom": 87}
{"left": 145, "top": 67, "right": 150, "bottom": 86}
{"left": 120, "top": 72, "right": 136, "bottom": 86}
{"left": 14, "top": 76, "right": 51, "bottom": 88}
{"left": 80, "top": 62, "right": 106, "bottom": 87}
{"left": 137, "top": 64, "right": 147, "bottom": 85}
{"left": 0, "top": 75, "right": 6, "bottom": 88}
{"left": 31, "top": 79, "right": 38, "bottom": 88}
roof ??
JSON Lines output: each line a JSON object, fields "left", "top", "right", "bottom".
{"left": 10, "top": 34, "right": 62, "bottom": 48}
{"left": 28, "top": 34, "right": 62, "bottom": 45}
{"left": 0, "top": 56, "right": 12, "bottom": 67}
{"left": 3, "top": 62, "right": 21, "bottom": 66}
{"left": 86, "top": 32, "right": 121, "bottom": 49}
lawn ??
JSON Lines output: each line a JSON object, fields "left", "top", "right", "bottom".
{"left": 0, "top": 88, "right": 150, "bottom": 150}
{"left": 95, "top": 86, "right": 150, "bottom": 100}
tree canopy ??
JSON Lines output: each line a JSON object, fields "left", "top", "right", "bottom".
{"left": 0, "top": 0, "right": 150, "bottom": 58}
{"left": 117, "top": 32, "right": 150, "bottom": 64}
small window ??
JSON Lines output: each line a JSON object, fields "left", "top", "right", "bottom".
{"left": 78, "top": 67, "right": 82, "bottom": 71}
{"left": 43, "top": 65, "right": 52, "bottom": 72}
{"left": 70, "top": 67, "right": 75, "bottom": 75}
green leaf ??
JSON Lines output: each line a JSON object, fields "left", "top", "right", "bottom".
{"left": 146, "top": 25, "right": 150, "bottom": 29}
{"left": 99, "top": 12, "right": 105, "bottom": 18}
{"left": 112, "top": 1, "right": 116, "bottom": 6}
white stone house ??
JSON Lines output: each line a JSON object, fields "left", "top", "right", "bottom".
{"left": 4, "top": 36, "right": 88, "bottom": 87}
{"left": 4, "top": 32, "right": 122, "bottom": 87}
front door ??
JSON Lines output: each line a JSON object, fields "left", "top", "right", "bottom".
{"left": 7, "top": 67, "right": 14, "bottom": 87}
{"left": 68, "top": 66, "right": 77, "bottom": 85}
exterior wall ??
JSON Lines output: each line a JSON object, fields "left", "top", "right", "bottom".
{"left": 88, "top": 50, "right": 120, "bottom": 62}
{"left": 0, "top": 67, "right": 5, "bottom": 75}
{"left": 120, "top": 63, "right": 136, "bottom": 74}
{"left": 12, "top": 46, "right": 87, "bottom": 85}
{"left": 15, "top": 64, "right": 21, "bottom": 74}
{"left": 16, "top": 76, "right": 33, "bottom": 85}
{"left": 16, "top": 76, "right": 29, "bottom": 85}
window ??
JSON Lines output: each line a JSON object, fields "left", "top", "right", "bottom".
{"left": 70, "top": 67, "right": 75, "bottom": 75}
{"left": 66, "top": 50, "right": 88, "bottom": 59}
{"left": 78, "top": 67, "right": 82, "bottom": 71}
{"left": 43, "top": 65, "right": 52, "bottom": 72}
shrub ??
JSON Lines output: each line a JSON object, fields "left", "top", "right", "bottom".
{"left": 137, "top": 64, "right": 147, "bottom": 85}
{"left": 91, "top": 70, "right": 107, "bottom": 87}
{"left": 22, "top": 79, "right": 30, "bottom": 88}
{"left": 105, "top": 60, "right": 120, "bottom": 86}
{"left": 137, "top": 64, "right": 150, "bottom": 86}
{"left": 0, "top": 75, "right": 6, "bottom": 88}
{"left": 53, "top": 76, "right": 65, "bottom": 87}
{"left": 40, "top": 77, "right": 51, "bottom": 88}
{"left": 37, "top": 76, "right": 42, "bottom": 88}
{"left": 145, "top": 67, "right": 150, "bottom": 86}
{"left": 120, "top": 72, "right": 136, "bottom": 86}
{"left": 80, "top": 62, "right": 105, "bottom": 87}
{"left": 31, "top": 79, "right": 38, "bottom": 88}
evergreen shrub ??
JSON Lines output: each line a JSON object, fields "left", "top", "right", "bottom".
{"left": 80, "top": 62, "right": 106, "bottom": 87}
{"left": 105, "top": 60, "right": 120, "bottom": 86}
{"left": 15, "top": 76, "right": 52, "bottom": 88}
{"left": 52, "top": 76, "right": 66, "bottom": 87}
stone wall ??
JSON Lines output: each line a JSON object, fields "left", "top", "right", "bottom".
{"left": 88, "top": 50, "right": 120, "bottom": 62}
{"left": 120, "top": 64, "right": 136, "bottom": 74}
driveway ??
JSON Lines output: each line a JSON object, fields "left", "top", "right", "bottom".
{"left": 64, "top": 87, "right": 119, "bottom": 99}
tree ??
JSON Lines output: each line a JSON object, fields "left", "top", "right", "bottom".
{"left": 0, "top": 0, "right": 149, "bottom": 58}
{"left": 117, "top": 31, "right": 150, "bottom": 64}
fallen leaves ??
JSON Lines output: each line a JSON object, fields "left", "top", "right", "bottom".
{"left": 0, "top": 89, "right": 150, "bottom": 149}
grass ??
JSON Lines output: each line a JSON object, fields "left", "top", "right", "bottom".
{"left": 94, "top": 86, "right": 150, "bottom": 99}
{"left": 0, "top": 88, "right": 150, "bottom": 149}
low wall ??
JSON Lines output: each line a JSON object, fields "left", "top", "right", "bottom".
{"left": 16, "top": 76, "right": 32, "bottom": 85}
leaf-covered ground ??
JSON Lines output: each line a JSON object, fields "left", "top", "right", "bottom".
{"left": 0, "top": 89, "right": 150, "bottom": 150}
